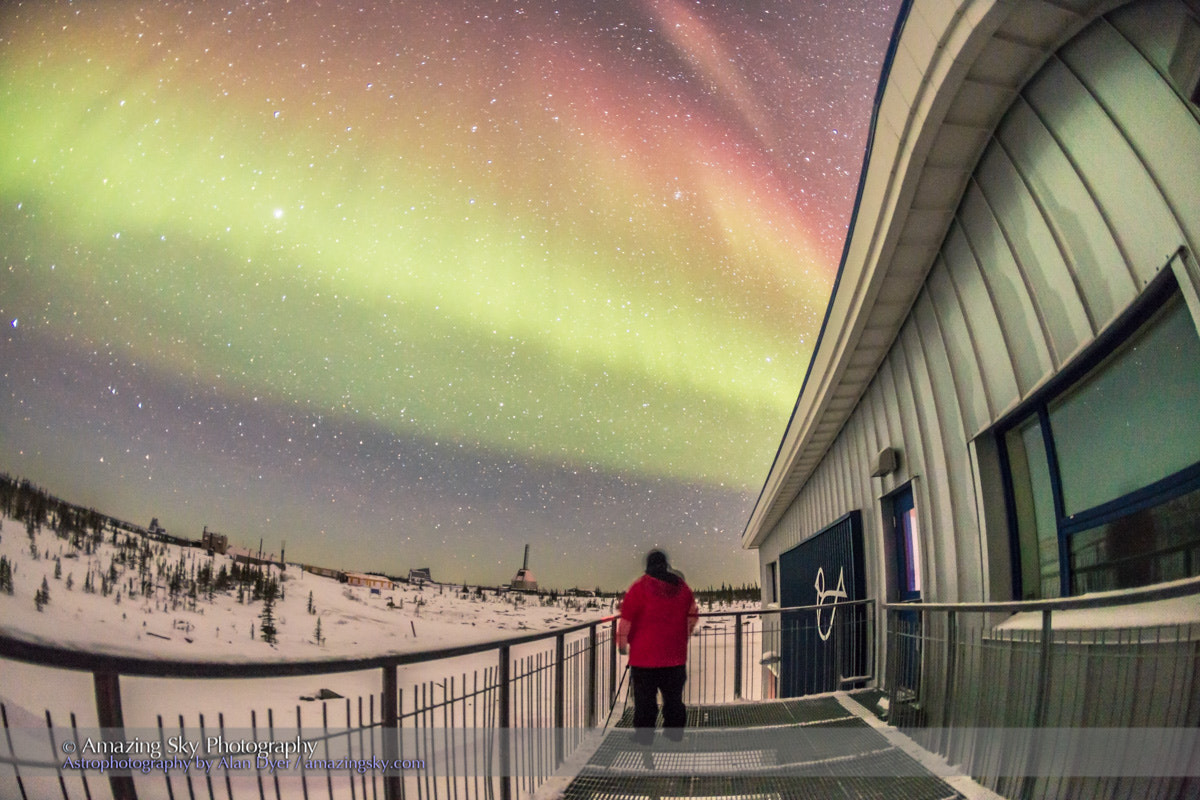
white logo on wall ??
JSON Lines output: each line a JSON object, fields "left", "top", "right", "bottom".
{"left": 814, "top": 566, "right": 848, "bottom": 641}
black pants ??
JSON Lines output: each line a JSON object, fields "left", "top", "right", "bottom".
{"left": 631, "top": 665, "right": 687, "bottom": 730}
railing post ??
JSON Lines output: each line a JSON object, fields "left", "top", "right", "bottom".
{"left": 381, "top": 664, "right": 400, "bottom": 800}
{"left": 94, "top": 671, "right": 137, "bottom": 800}
{"left": 498, "top": 644, "right": 512, "bottom": 800}
{"left": 586, "top": 623, "right": 598, "bottom": 728}
{"left": 733, "top": 611, "right": 743, "bottom": 700}
{"left": 554, "top": 631, "right": 565, "bottom": 766}
{"left": 885, "top": 608, "right": 898, "bottom": 724}
{"left": 834, "top": 604, "right": 845, "bottom": 690}
{"left": 608, "top": 617, "right": 618, "bottom": 711}
{"left": 942, "top": 609, "right": 957, "bottom": 754}
{"left": 869, "top": 599, "right": 877, "bottom": 686}
{"left": 1034, "top": 608, "right": 1053, "bottom": 727}
{"left": 1020, "top": 608, "right": 1054, "bottom": 800}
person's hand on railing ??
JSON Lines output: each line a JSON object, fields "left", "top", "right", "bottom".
{"left": 616, "top": 617, "right": 631, "bottom": 655}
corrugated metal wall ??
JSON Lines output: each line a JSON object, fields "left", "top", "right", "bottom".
{"left": 761, "top": 0, "right": 1200, "bottom": 608}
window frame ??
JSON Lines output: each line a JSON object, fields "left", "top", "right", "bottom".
{"left": 995, "top": 270, "right": 1200, "bottom": 598}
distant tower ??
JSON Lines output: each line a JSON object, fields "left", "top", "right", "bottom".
{"left": 511, "top": 544, "right": 538, "bottom": 592}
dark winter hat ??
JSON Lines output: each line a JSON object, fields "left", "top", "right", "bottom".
{"left": 646, "top": 550, "right": 669, "bottom": 571}
{"left": 644, "top": 549, "right": 682, "bottom": 585}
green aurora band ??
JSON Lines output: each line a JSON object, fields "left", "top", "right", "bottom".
{"left": 1, "top": 2, "right": 839, "bottom": 490}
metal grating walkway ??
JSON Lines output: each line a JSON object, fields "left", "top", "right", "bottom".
{"left": 560, "top": 696, "right": 962, "bottom": 800}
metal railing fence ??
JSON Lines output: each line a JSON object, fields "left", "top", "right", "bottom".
{"left": 0, "top": 601, "right": 873, "bottom": 800}
{"left": 883, "top": 576, "right": 1200, "bottom": 800}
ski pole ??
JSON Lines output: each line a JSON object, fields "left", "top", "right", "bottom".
{"left": 603, "top": 662, "right": 631, "bottom": 730}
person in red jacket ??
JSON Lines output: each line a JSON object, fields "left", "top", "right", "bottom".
{"left": 617, "top": 549, "right": 699, "bottom": 743}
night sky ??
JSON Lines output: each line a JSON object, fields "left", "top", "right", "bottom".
{"left": 0, "top": 0, "right": 899, "bottom": 591}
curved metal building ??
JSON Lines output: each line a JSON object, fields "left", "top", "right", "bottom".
{"left": 744, "top": 2, "right": 1200, "bottom": 793}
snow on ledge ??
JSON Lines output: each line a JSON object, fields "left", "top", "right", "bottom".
{"left": 995, "top": 595, "right": 1200, "bottom": 633}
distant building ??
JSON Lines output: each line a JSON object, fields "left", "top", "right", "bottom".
{"left": 510, "top": 568, "right": 537, "bottom": 592}
{"left": 345, "top": 572, "right": 393, "bottom": 590}
{"left": 201, "top": 526, "right": 228, "bottom": 554}
{"left": 407, "top": 567, "right": 433, "bottom": 585}
{"left": 226, "top": 545, "right": 281, "bottom": 569}
{"left": 304, "top": 564, "right": 346, "bottom": 581}
{"left": 510, "top": 544, "right": 538, "bottom": 592}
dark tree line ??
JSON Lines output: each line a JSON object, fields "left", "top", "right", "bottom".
{"left": 694, "top": 583, "right": 761, "bottom": 605}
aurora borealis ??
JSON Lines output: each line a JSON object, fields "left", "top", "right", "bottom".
{"left": 1, "top": 0, "right": 899, "bottom": 589}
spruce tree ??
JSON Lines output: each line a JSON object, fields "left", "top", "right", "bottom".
{"left": 0, "top": 556, "right": 12, "bottom": 594}
{"left": 260, "top": 579, "right": 279, "bottom": 644}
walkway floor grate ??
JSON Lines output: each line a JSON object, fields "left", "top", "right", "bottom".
{"left": 613, "top": 696, "right": 855, "bottom": 730}
{"left": 561, "top": 771, "right": 960, "bottom": 800}
{"left": 563, "top": 696, "right": 963, "bottom": 800}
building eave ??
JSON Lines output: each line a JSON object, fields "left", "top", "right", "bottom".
{"left": 743, "top": 0, "right": 1124, "bottom": 550}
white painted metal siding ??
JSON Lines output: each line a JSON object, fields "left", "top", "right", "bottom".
{"left": 761, "top": 1, "right": 1200, "bottom": 606}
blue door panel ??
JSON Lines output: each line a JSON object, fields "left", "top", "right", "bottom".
{"left": 777, "top": 511, "right": 867, "bottom": 697}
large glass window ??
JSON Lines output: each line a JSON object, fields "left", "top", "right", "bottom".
{"left": 1049, "top": 299, "right": 1200, "bottom": 515}
{"left": 999, "top": 287, "right": 1200, "bottom": 597}
{"left": 1005, "top": 416, "right": 1060, "bottom": 599}
{"left": 1068, "top": 484, "right": 1200, "bottom": 593}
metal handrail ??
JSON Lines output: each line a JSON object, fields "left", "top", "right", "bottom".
{"left": 880, "top": 576, "right": 1200, "bottom": 800}
{"left": 0, "top": 601, "right": 873, "bottom": 800}
{"left": 0, "top": 600, "right": 872, "bottom": 677}
{"left": 0, "top": 615, "right": 618, "bottom": 678}
{"left": 881, "top": 573, "right": 1200, "bottom": 614}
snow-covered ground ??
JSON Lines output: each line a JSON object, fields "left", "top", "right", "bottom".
{"left": 0, "top": 513, "right": 757, "bottom": 722}
{"left": 0, "top": 513, "right": 762, "bottom": 800}
{"left": 0, "top": 513, "right": 625, "bottom": 725}
{"left": 0, "top": 516, "right": 614, "bottom": 663}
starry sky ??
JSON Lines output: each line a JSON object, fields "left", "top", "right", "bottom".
{"left": 0, "top": 0, "right": 899, "bottom": 591}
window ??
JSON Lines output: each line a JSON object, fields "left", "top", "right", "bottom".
{"left": 765, "top": 561, "right": 778, "bottom": 604}
{"left": 891, "top": 484, "right": 922, "bottom": 600}
{"left": 999, "top": 280, "right": 1200, "bottom": 598}
{"left": 1004, "top": 416, "right": 1060, "bottom": 598}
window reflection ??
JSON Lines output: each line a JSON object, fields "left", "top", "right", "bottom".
{"left": 1000, "top": 292, "right": 1200, "bottom": 597}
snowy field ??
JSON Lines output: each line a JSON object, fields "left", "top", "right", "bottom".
{"left": 0, "top": 513, "right": 761, "bottom": 800}
{"left": 0, "top": 512, "right": 758, "bottom": 726}
{"left": 0, "top": 513, "right": 623, "bottom": 724}
{"left": 0, "top": 517, "right": 615, "bottom": 661}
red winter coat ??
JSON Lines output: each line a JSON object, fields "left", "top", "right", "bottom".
{"left": 617, "top": 574, "right": 699, "bottom": 668}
